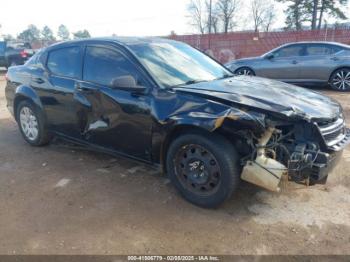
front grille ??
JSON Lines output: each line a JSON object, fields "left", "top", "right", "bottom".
{"left": 317, "top": 117, "right": 346, "bottom": 147}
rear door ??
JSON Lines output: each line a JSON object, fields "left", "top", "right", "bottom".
{"left": 75, "top": 44, "right": 153, "bottom": 160}
{"left": 258, "top": 44, "right": 305, "bottom": 81}
{"left": 34, "top": 45, "right": 83, "bottom": 138}
{"left": 299, "top": 44, "right": 343, "bottom": 82}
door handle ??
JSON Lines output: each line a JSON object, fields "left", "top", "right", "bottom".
{"left": 292, "top": 60, "right": 298, "bottom": 64}
{"left": 331, "top": 57, "right": 339, "bottom": 61}
{"left": 75, "top": 82, "right": 96, "bottom": 92}
{"left": 33, "top": 77, "right": 45, "bottom": 84}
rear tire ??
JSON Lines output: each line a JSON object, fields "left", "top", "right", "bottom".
{"left": 16, "top": 100, "right": 51, "bottom": 146}
{"left": 329, "top": 68, "right": 350, "bottom": 91}
{"left": 166, "top": 131, "right": 240, "bottom": 208}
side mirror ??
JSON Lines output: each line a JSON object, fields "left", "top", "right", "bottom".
{"left": 111, "top": 75, "right": 146, "bottom": 93}
{"left": 265, "top": 53, "right": 275, "bottom": 60}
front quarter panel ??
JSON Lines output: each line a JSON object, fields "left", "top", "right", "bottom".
{"left": 150, "top": 88, "right": 266, "bottom": 164}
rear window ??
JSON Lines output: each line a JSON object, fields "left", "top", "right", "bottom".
{"left": 306, "top": 44, "right": 338, "bottom": 56}
{"left": 7, "top": 42, "right": 32, "bottom": 49}
{"left": 47, "top": 47, "right": 81, "bottom": 78}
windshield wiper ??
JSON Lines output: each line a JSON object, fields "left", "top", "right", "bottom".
{"left": 215, "top": 74, "right": 233, "bottom": 80}
{"left": 173, "top": 79, "right": 208, "bottom": 87}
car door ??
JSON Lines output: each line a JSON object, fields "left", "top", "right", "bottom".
{"left": 258, "top": 44, "right": 305, "bottom": 81}
{"left": 34, "top": 45, "right": 84, "bottom": 138}
{"left": 75, "top": 44, "right": 153, "bottom": 161}
{"left": 299, "top": 44, "right": 342, "bottom": 82}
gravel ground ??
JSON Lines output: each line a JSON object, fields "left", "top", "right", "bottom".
{"left": 0, "top": 70, "right": 349, "bottom": 255}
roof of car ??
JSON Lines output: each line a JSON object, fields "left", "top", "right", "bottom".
{"left": 49, "top": 36, "right": 177, "bottom": 49}
{"left": 281, "top": 41, "right": 350, "bottom": 48}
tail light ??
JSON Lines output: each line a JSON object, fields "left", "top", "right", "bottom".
{"left": 20, "top": 50, "right": 28, "bottom": 58}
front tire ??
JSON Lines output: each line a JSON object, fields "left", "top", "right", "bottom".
{"left": 16, "top": 100, "right": 51, "bottom": 146}
{"left": 166, "top": 132, "right": 240, "bottom": 208}
{"left": 329, "top": 68, "right": 350, "bottom": 91}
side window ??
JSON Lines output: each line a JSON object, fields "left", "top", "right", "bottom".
{"left": 274, "top": 45, "right": 305, "bottom": 58}
{"left": 330, "top": 45, "right": 343, "bottom": 54}
{"left": 306, "top": 44, "right": 334, "bottom": 56}
{"left": 83, "top": 46, "right": 145, "bottom": 86}
{"left": 47, "top": 47, "right": 81, "bottom": 78}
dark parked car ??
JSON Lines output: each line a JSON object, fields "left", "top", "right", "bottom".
{"left": 0, "top": 41, "right": 34, "bottom": 68}
{"left": 5, "top": 38, "right": 350, "bottom": 207}
{"left": 225, "top": 41, "right": 350, "bottom": 91}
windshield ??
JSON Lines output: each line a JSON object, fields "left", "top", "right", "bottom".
{"left": 129, "top": 41, "right": 232, "bottom": 87}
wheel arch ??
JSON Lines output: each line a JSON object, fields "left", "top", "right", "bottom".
{"left": 328, "top": 66, "right": 350, "bottom": 82}
{"left": 14, "top": 85, "right": 44, "bottom": 121}
{"left": 159, "top": 124, "right": 239, "bottom": 174}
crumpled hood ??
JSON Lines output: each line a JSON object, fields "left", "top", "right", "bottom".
{"left": 174, "top": 76, "right": 342, "bottom": 121}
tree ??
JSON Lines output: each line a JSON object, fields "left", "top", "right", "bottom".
{"left": 41, "top": 25, "right": 55, "bottom": 41}
{"left": 315, "top": 0, "right": 348, "bottom": 29}
{"left": 205, "top": 0, "right": 221, "bottom": 33}
{"left": 2, "top": 34, "right": 15, "bottom": 41}
{"left": 215, "top": 0, "right": 240, "bottom": 33}
{"left": 277, "top": 0, "right": 309, "bottom": 30}
{"left": 250, "top": 0, "right": 276, "bottom": 32}
{"left": 278, "top": 0, "right": 348, "bottom": 30}
{"left": 73, "top": 30, "right": 91, "bottom": 39}
{"left": 263, "top": 7, "right": 276, "bottom": 32}
{"left": 211, "top": 14, "right": 220, "bottom": 33}
{"left": 311, "top": 0, "right": 319, "bottom": 29}
{"left": 57, "top": 24, "right": 70, "bottom": 41}
{"left": 18, "top": 24, "right": 41, "bottom": 43}
{"left": 187, "top": 0, "right": 207, "bottom": 34}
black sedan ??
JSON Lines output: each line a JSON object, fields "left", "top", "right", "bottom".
{"left": 5, "top": 37, "right": 350, "bottom": 208}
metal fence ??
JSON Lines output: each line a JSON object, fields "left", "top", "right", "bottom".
{"left": 170, "top": 29, "right": 350, "bottom": 63}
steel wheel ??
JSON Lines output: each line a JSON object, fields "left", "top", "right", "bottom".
{"left": 174, "top": 144, "right": 221, "bottom": 196}
{"left": 330, "top": 69, "right": 350, "bottom": 91}
{"left": 235, "top": 67, "right": 255, "bottom": 76}
{"left": 19, "top": 106, "right": 39, "bottom": 141}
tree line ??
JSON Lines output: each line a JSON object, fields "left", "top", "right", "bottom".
{"left": 279, "top": 0, "right": 348, "bottom": 30}
{"left": 187, "top": 0, "right": 348, "bottom": 34}
{"left": 2, "top": 24, "right": 91, "bottom": 43}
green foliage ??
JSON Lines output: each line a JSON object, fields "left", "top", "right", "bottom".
{"left": 2, "top": 34, "right": 15, "bottom": 41}
{"left": 57, "top": 24, "right": 70, "bottom": 41}
{"left": 73, "top": 30, "right": 91, "bottom": 39}
{"left": 278, "top": 0, "right": 348, "bottom": 30}
{"left": 18, "top": 24, "right": 40, "bottom": 43}
{"left": 41, "top": 26, "right": 55, "bottom": 41}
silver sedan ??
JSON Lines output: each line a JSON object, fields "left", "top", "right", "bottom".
{"left": 225, "top": 41, "right": 350, "bottom": 91}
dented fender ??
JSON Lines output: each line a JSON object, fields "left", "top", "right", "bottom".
{"left": 150, "top": 89, "right": 267, "bottom": 164}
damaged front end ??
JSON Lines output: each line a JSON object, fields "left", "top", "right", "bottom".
{"left": 239, "top": 114, "right": 350, "bottom": 191}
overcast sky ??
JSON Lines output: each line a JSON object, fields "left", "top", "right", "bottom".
{"left": 0, "top": 0, "right": 349, "bottom": 37}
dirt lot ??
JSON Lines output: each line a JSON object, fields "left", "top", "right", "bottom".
{"left": 0, "top": 70, "right": 349, "bottom": 255}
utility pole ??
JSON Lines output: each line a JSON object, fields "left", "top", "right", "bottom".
{"left": 208, "top": 0, "right": 212, "bottom": 34}
{"left": 208, "top": 0, "right": 212, "bottom": 50}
